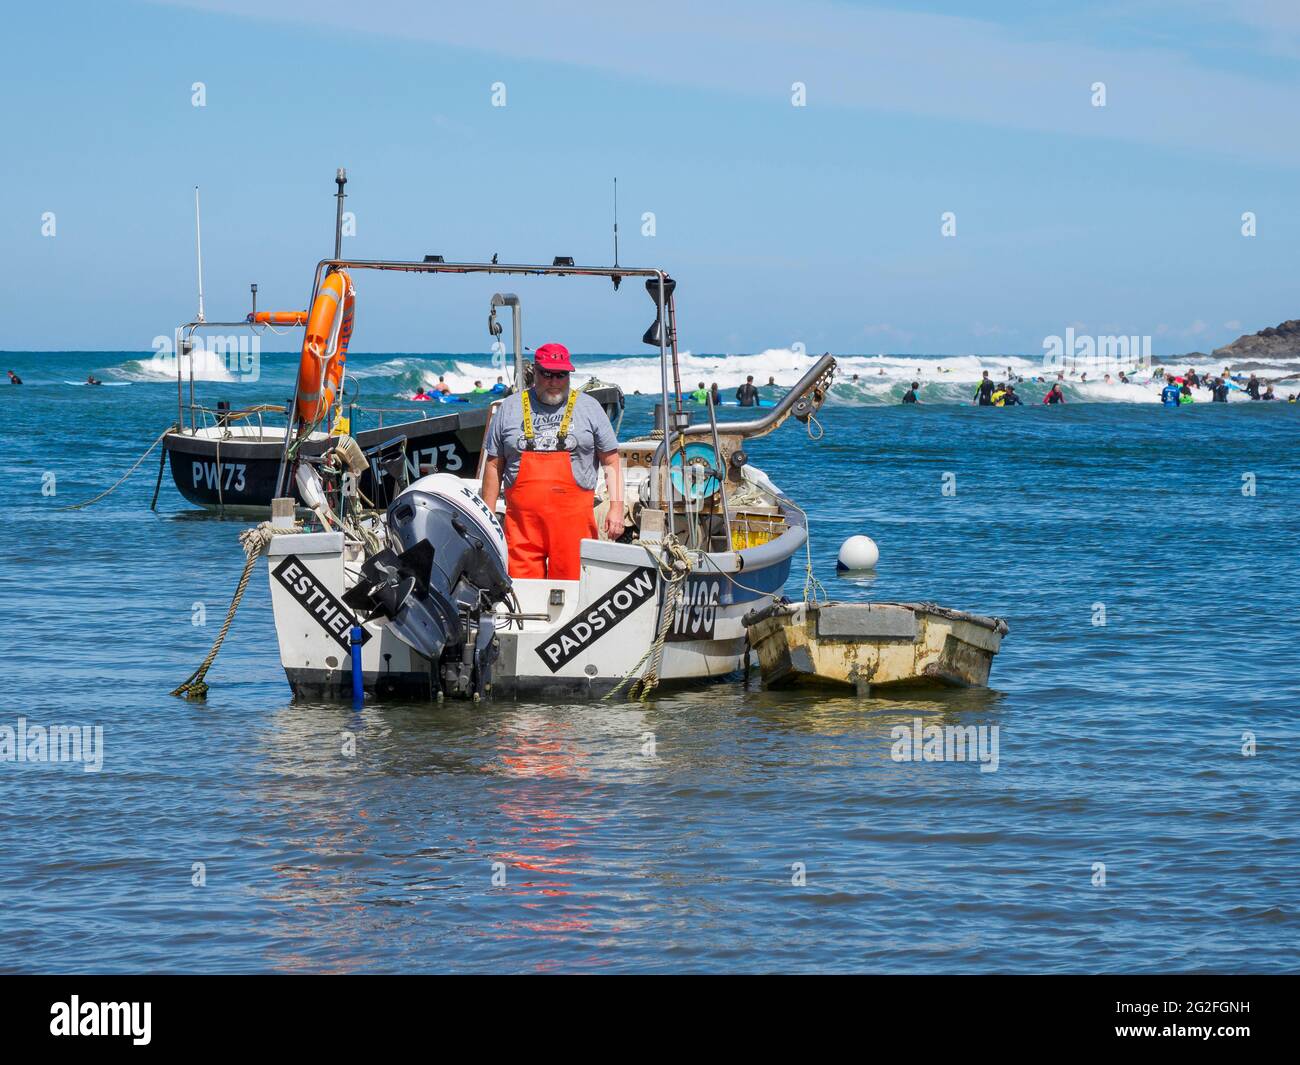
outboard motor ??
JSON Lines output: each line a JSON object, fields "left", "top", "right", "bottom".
{"left": 344, "top": 474, "right": 512, "bottom": 699}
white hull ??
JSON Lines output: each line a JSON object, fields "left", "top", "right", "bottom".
{"left": 267, "top": 487, "right": 802, "bottom": 701}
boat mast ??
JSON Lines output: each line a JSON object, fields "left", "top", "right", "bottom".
{"left": 193, "top": 186, "right": 206, "bottom": 323}
{"left": 611, "top": 177, "right": 621, "bottom": 291}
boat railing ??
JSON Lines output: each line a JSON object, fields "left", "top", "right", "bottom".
{"left": 184, "top": 402, "right": 288, "bottom": 439}
{"left": 347, "top": 405, "right": 442, "bottom": 430}
{"left": 276, "top": 258, "right": 677, "bottom": 508}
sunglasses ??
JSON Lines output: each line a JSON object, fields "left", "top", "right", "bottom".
{"left": 537, "top": 369, "right": 570, "bottom": 380}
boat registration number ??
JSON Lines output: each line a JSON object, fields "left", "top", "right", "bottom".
{"left": 667, "top": 578, "right": 721, "bottom": 642}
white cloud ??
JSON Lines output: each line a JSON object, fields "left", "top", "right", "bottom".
{"left": 147, "top": 0, "right": 1300, "bottom": 166}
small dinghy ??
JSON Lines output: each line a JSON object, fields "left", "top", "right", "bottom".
{"left": 744, "top": 599, "right": 1008, "bottom": 695}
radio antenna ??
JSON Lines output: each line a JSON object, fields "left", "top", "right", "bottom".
{"left": 611, "top": 177, "right": 622, "bottom": 291}
{"left": 334, "top": 168, "right": 347, "bottom": 259}
{"left": 193, "top": 186, "right": 206, "bottom": 323}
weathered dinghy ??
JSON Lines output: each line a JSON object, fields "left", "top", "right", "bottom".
{"left": 744, "top": 600, "right": 1008, "bottom": 695}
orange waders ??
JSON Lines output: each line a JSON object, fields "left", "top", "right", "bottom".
{"left": 503, "top": 390, "right": 598, "bottom": 580}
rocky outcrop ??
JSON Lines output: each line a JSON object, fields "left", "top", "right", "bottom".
{"left": 1210, "top": 319, "right": 1300, "bottom": 363}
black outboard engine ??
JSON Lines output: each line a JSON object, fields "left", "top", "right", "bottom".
{"left": 344, "top": 475, "right": 512, "bottom": 699}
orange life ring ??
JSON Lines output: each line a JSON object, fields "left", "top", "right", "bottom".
{"left": 249, "top": 310, "right": 307, "bottom": 327}
{"left": 296, "top": 270, "right": 354, "bottom": 425}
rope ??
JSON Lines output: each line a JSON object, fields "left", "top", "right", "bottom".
{"left": 773, "top": 494, "right": 829, "bottom": 605}
{"left": 59, "top": 426, "right": 174, "bottom": 511}
{"left": 604, "top": 535, "right": 693, "bottom": 702}
{"left": 170, "top": 521, "right": 299, "bottom": 699}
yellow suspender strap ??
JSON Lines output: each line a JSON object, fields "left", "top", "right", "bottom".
{"left": 521, "top": 388, "right": 578, "bottom": 448}
{"left": 558, "top": 389, "right": 578, "bottom": 441}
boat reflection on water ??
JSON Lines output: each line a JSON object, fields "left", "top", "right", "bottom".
{"left": 248, "top": 701, "right": 668, "bottom": 969}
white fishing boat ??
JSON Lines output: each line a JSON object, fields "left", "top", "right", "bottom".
{"left": 260, "top": 252, "right": 836, "bottom": 701}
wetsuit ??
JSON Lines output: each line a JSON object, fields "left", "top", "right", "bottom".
{"left": 8, "top": 374, "right": 21, "bottom": 385}
{"left": 991, "top": 389, "right": 1006, "bottom": 406}
{"left": 1002, "top": 391, "right": 1023, "bottom": 406}
{"left": 690, "top": 388, "right": 709, "bottom": 404}
{"left": 1246, "top": 378, "right": 1261, "bottom": 400}
{"left": 736, "top": 382, "right": 759, "bottom": 407}
{"left": 1160, "top": 384, "right": 1181, "bottom": 407}
{"left": 1212, "top": 382, "right": 1229, "bottom": 402}
{"left": 1044, "top": 389, "right": 1064, "bottom": 405}
{"left": 975, "top": 378, "right": 995, "bottom": 406}
{"left": 901, "top": 389, "right": 918, "bottom": 404}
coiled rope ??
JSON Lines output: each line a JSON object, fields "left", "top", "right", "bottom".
{"left": 171, "top": 521, "right": 299, "bottom": 699}
{"left": 604, "top": 535, "right": 693, "bottom": 702}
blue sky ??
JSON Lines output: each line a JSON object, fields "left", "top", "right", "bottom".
{"left": 1, "top": 0, "right": 1298, "bottom": 355}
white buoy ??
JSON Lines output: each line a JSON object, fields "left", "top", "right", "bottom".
{"left": 837, "top": 535, "right": 879, "bottom": 571}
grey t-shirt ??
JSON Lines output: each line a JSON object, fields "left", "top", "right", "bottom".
{"left": 485, "top": 388, "right": 618, "bottom": 490}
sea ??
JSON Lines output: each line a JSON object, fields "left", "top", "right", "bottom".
{"left": 0, "top": 348, "right": 1297, "bottom": 973}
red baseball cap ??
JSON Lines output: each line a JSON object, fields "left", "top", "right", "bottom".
{"left": 534, "top": 342, "right": 574, "bottom": 372}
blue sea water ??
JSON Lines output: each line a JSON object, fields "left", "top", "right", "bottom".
{"left": 0, "top": 350, "right": 1297, "bottom": 974}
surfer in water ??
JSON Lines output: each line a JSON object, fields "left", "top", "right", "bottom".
{"left": 7, "top": 370, "right": 21, "bottom": 384}
{"left": 901, "top": 382, "right": 919, "bottom": 404}
{"left": 412, "top": 386, "right": 430, "bottom": 401}
{"left": 736, "top": 376, "right": 759, "bottom": 407}
{"left": 1211, "top": 377, "right": 1229, "bottom": 402}
{"left": 434, "top": 376, "right": 452, "bottom": 395}
{"left": 86, "top": 373, "right": 102, "bottom": 386}
{"left": 973, "top": 371, "right": 995, "bottom": 406}
{"left": 1043, "top": 383, "right": 1065, "bottom": 404}
{"left": 1160, "top": 376, "right": 1182, "bottom": 407}
{"left": 690, "top": 381, "right": 709, "bottom": 403}
{"left": 1002, "top": 383, "right": 1023, "bottom": 405}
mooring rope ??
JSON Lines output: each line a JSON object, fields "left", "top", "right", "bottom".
{"left": 170, "top": 521, "right": 299, "bottom": 700}
{"left": 59, "top": 426, "right": 174, "bottom": 511}
{"left": 604, "top": 535, "right": 693, "bottom": 702}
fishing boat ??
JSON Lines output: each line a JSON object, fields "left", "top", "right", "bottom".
{"left": 156, "top": 173, "right": 623, "bottom": 514}
{"left": 161, "top": 346, "right": 623, "bottom": 514}
{"left": 259, "top": 253, "right": 837, "bottom": 700}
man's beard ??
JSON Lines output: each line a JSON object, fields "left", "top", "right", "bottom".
{"left": 538, "top": 383, "right": 568, "bottom": 405}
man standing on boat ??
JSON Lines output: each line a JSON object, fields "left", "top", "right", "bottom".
{"left": 481, "top": 343, "right": 624, "bottom": 580}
